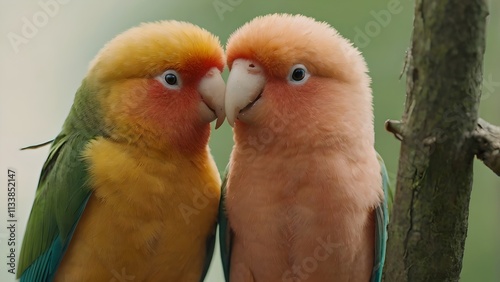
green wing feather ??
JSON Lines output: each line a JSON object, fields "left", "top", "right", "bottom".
{"left": 17, "top": 79, "right": 106, "bottom": 281}
{"left": 17, "top": 134, "right": 93, "bottom": 281}
{"left": 371, "top": 153, "right": 393, "bottom": 282}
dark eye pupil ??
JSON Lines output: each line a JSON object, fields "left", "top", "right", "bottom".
{"left": 165, "top": 73, "right": 177, "bottom": 85}
{"left": 292, "top": 68, "right": 306, "bottom": 81}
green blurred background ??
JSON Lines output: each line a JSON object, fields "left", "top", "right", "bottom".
{"left": 0, "top": 1, "right": 498, "bottom": 281}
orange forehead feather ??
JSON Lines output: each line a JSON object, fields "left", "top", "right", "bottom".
{"left": 226, "top": 14, "right": 367, "bottom": 82}
{"left": 87, "top": 21, "right": 224, "bottom": 83}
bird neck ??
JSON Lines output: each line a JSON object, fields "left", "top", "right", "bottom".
{"left": 112, "top": 122, "right": 211, "bottom": 159}
{"left": 62, "top": 79, "right": 109, "bottom": 138}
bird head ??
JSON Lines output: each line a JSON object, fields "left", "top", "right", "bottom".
{"left": 225, "top": 14, "right": 373, "bottom": 145}
{"left": 85, "top": 20, "right": 225, "bottom": 153}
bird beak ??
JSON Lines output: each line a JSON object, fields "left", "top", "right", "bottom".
{"left": 225, "top": 59, "right": 266, "bottom": 127}
{"left": 198, "top": 67, "right": 226, "bottom": 129}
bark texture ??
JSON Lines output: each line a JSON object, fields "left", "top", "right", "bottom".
{"left": 382, "top": 0, "right": 489, "bottom": 281}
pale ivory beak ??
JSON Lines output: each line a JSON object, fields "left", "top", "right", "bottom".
{"left": 198, "top": 67, "right": 226, "bottom": 129}
{"left": 225, "top": 59, "right": 266, "bottom": 126}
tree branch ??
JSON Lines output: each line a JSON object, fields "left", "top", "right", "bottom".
{"left": 473, "top": 118, "right": 500, "bottom": 176}
{"left": 386, "top": 118, "right": 500, "bottom": 176}
{"left": 385, "top": 119, "right": 404, "bottom": 141}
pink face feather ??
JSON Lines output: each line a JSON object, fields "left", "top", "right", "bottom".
{"left": 223, "top": 14, "right": 384, "bottom": 281}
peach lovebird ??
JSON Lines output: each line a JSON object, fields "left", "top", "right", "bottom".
{"left": 17, "top": 21, "right": 225, "bottom": 282}
{"left": 219, "top": 14, "right": 391, "bottom": 282}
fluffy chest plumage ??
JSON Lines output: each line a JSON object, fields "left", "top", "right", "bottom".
{"left": 55, "top": 138, "right": 221, "bottom": 281}
{"left": 226, "top": 148, "right": 381, "bottom": 281}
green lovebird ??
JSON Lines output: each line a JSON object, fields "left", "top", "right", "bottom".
{"left": 18, "top": 20, "right": 227, "bottom": 281}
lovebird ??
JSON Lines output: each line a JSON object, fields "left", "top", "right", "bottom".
{"left": 219, "top": 14, "right": 391, "bottom": 282}
{"left": 17, "top": 21, "right": 225, "bottom": 282}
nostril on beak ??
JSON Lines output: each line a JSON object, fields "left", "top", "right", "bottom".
{"left": 206, "top": 70, "right": 215, "bottom": 77}
{"left": 247, "top": 63, "right": 261, "bottom": 74}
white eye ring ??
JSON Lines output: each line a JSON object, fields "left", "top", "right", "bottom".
{"left": 155, "top": 70, "right": 182, "bottom": 90}
{"left": 287, "top": 64, "right": 310, "bottom": 85}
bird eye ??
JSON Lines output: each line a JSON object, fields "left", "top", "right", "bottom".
{"left": 288, "top": 64, "right": 310, "bottom": 85}
{"left": 164, "top": 73, "right": 177, "bottom": 85}
{"left": 291, "top": 68, "right": 306, "bottom": 81}
{"left": 155, "top": 70, "right": 182, "bottom": 90}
